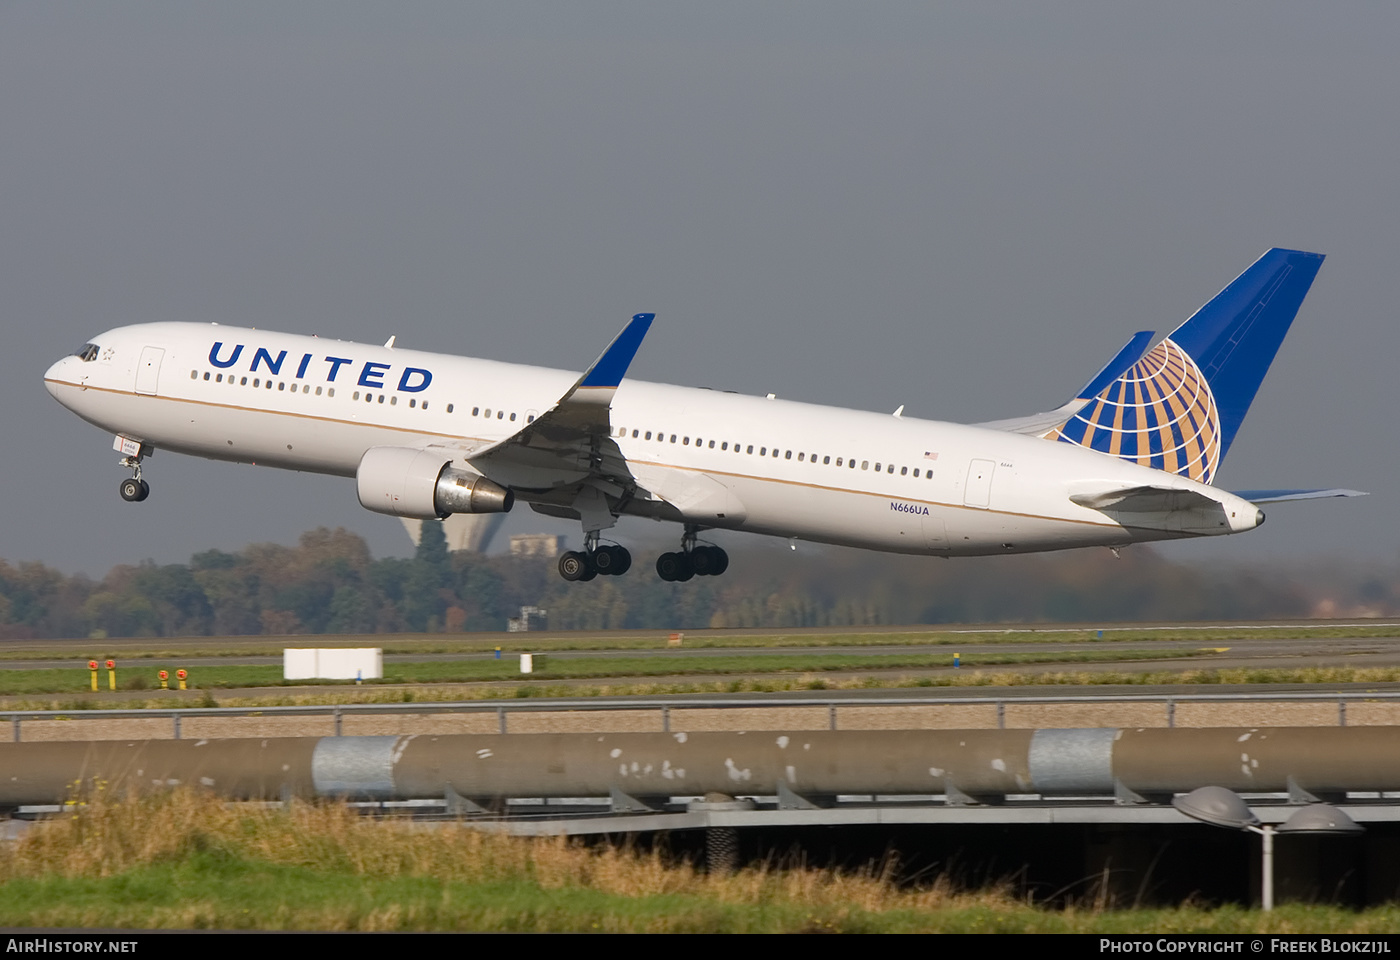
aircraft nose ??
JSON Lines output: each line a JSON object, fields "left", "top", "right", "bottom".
{"left": 44, "top": 356, "right": 72, "bottom": 398}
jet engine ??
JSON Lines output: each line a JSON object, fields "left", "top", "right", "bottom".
{"left": 356, "top": 446, "right": 513, "bottom": 520}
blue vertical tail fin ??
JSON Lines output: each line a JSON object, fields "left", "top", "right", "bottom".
{"left": 1048, "top": 249, "right": 1325, "bottom": 484}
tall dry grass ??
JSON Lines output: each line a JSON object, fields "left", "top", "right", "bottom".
{"left": 0, "top": 787, "right": 1004, "bottom": 914}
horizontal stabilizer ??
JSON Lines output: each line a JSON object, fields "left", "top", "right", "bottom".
{"left": 1230, "top": 488, "right": 1368, "bottom": 504}
{"left": 1070, "top": 484, "right": 1222, "bottom": 513}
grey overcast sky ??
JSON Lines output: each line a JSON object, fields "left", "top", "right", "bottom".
{"left": 3, "top": 2, "right": 1397, "bottom": 575}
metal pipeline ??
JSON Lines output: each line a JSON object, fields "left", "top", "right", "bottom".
{"left": 2, "top": 728, "right": 1398, "bottom": 806}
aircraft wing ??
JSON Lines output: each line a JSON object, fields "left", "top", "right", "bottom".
{"left": 974, "top": 331, "right": 1155, "bottom": 436}
{"left": 472, "top": 313, "right": 653, "bottom": 457}
{"left": 465, "top": 314, "right": 654, "bottom": 529}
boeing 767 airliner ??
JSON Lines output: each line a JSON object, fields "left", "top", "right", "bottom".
{"left": 44, "top": 249, "right": 1361, "bottom": 582}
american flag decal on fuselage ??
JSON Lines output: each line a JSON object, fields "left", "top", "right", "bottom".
{"left": 1046, "top": 338, "right": 1221, "bottom": 485}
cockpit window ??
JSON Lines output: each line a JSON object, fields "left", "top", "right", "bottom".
{"left": 75, "top": 343, "right": 99, "bottom": 362}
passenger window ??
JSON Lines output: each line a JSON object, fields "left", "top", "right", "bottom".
{"left": 773, "top": 448, "right": 779, "bottom": 457}
{"left": 645, "top": 431, "right": 652, "bottom": 440}
{"left": 278, "top": 382, "right": 285, "bottom": 391}
{"left": 497, "top": 411, "right": 503, "bottom": 419}
{"left": 633, "top": 430, "right": 640, "bottom": 438}
{"left": 390, "top": 396, "right": 397, "bottom": 405}
{"left": 849, "top": 460, "right": 856, "bottom": 469}
{"left": 510, "top": 413, "right": 516, "bottom": 421}
{"left": 328, "top": 388, "right": 335, "bottom": 397}
{"left": 216, "top": 374, "right": 223, "bottom": 383}
{"left": 861, "top": 461, "right": 869, "bottom": 470}
{"left": 875, "top": 463, "right": 882, "bottom": 472}
{"left": 747, "top": 445, "right": 754, "bottom": 454}
{"left": 317, "top": 387, "right": 324, "bottom": 396}
{"left": 447, "top": 404, "right": 454, "bottom": 413}
{"left": 836, "top": 457, "right": 843, "bottom": 467}
{"left": 901, "top": 466, "right": 907, "bottom": 475}
{"left": 670, "top": 435, "right": 677, "bottom": 443}
{"left": 203, "top": 372, "right": 211, "bottom": 381}
{"left": 422, "top": 402, "right": 429, "bottom": 410}
{"left": 409, "top": 398, "right": 416, "bottom": 407}
{"left": 760, "top": 447, "right": 767, "bottom": 456}
{"left": 266, "top": 380, "right": 273, "bottom": 389}
{"left": 484, "top": 408, "right": 491, "bottom": 418}
{"left": 353, "top": 391, "right": 360, "bottom": 400}
{"left": 721, "top": 442, "right": 728, "bottom": 451}
{"left": 912, "top": 468, "right": 919, "bottom": 477}
{"left": 823, "top": 456, "right": 830, "bottom": 465}
{"left": 472, "top": 407, "right": 480, "bottom": 416}
{"left": 303, "top": 385, "right": 309, "bottom": 393}
{"left": 683, "top": 437, "right": 690, "bottom": 445}
{"left": 888, "top": 464, "right": 894, "bottom": 473}
{"left": 241, "top": 377, "right": 248, "bottom": 386}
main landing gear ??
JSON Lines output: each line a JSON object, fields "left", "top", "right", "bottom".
{"left": 557, "top": 542, "right": 633, "bottom": 582}
{"left": 656, "top": 526, "right": 728, "bottom": 582}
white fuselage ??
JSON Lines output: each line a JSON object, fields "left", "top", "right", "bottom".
{"left": 44, "top": 322, "right": 1263, "bottom": 556}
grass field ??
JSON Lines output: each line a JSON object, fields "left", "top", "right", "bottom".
{"left": 1, "top": 790, "right": 1394, "bottom": 932}
{"left": 8, "top": 664, "right": 1400, "bottom": 713}
{"left": 2, "top": 622, "right": 1397, "bottom": 662}
{"left": 0, "top": 648, "right": 1210, "bottom": 696}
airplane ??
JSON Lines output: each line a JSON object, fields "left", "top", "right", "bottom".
{"left": 44, "top": 248, "right": 1362, "bottom": 583}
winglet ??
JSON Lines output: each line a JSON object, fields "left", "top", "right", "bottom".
{"left": 578, "top": 313, "right": 654, "bottom": 389}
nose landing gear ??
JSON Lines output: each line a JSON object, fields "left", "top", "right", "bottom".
{"left": 118, "top": 460, "right": 149, "bottom": 502}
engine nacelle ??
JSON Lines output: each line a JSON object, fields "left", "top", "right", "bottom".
{"left": 356, "top": 446, "right": 514, "bottom": 520}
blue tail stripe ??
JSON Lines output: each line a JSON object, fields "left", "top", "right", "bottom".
{"left": 1168, "top": 249, "right": 1324, "bottom": 459}
{"left": 1073, "top": 330, "right": 1154, "bottom": 401}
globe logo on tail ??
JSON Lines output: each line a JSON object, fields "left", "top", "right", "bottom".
{"left": 1047, "top": 338, "right": 1221, "bottom": 485}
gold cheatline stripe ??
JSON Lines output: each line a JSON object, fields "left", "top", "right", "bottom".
{"left": 49, "top": 379, "right": 1126, "bottom": 530}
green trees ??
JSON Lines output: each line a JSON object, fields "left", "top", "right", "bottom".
{"left": 0, "top": 526, "right": 1388, "bottom": 639}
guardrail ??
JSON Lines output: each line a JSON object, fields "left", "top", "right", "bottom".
{"left": 4, "top": 689, "right": 1397, "bottom": 742}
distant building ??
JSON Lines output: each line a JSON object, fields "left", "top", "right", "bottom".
{"left": 510, "top": 534, "right": 564, "bottom": 557}
{"left": 507, "top": 606, "right": 548, "bottom": 632}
